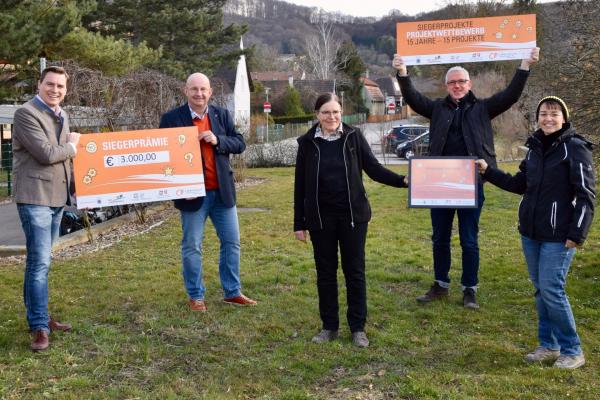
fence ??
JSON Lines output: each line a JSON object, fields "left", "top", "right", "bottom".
{"left": 254, "top": 113, "right": 367, "bottom": 143}
{"left": 1, "top": 137, "right": 11, "bottom": 198}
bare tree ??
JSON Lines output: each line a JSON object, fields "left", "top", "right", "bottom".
{"left": 59, "top": 60, "right": 184, "bottom": 132}
{"left": 472, "top": 70, "right": 531, "bottom": 160}
{"left": 303, "top": 22, "right": 348, "bottom": 80}
{"left": 534, "top": 0, "right": 599, "bottom": 143}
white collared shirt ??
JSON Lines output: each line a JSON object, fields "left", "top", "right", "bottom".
{"left": 189, "top": 106, "right": 208, "bottom": 120}
{"left": 314, "top": 124, "right": 343, "bottom": 141}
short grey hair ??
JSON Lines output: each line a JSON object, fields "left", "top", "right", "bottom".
{"left": 445, "top": 66, "right": 470, "bottom": 83}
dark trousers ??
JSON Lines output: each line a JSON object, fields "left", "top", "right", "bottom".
{"left": 309, "top": 216, "right": 368, "bottom": 332}
{"left": 430, "top": 184, "right": 485, "bottom": 288}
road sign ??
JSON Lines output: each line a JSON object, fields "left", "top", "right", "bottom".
{"left": 263, "top": 101, "right": 271, "bottom": 113}
{"left": 388, "top": 101, "right": 396, "bottom": 114}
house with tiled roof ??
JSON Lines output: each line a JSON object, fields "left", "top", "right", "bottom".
{"left": 375, "top": 75, "right": 410, "bottom": 118}
{"left": 360, "top": 77, "right": 385, "bottom": 116}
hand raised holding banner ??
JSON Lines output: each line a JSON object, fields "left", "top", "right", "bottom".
{"left": 520, "top": 46, "right": 540, "bottom": 70}
{"left": 392, "top": 54, "right": 407, "bottom": 76}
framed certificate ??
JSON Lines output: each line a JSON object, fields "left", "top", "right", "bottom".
{"left": 408, "top": 157, "right": 478, "bottom": 208}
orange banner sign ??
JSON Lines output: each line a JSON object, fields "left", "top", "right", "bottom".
{"left": 73, "top": 127, "right": 204, "bottom": 209}
{"left": 409, "top": 157, "right": 477, "bottom": 208}
{"left": 397, "top": 14, "right": 536, "bottom": 65}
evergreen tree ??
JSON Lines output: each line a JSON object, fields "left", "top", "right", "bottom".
{"left": 336, "top": 42, "right": 367, "bottom": 114}
{"left": 87, "top": 0, "right": 247, "bottom": 78}
{"left": 283, "top": 86, "right": 304, "bottom": 116}
{"left": 0, "top": 0, "right": 95, "bottom": 66}
{"left": 46, "top": 28, "right": 160, "bottom": 76}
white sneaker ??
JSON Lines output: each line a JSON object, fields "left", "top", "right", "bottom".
{"left": 554, "top": 354, "right": 585, "bottom": 369}
{"left": 524, "top": 346, "right": 560, "bottom": 363}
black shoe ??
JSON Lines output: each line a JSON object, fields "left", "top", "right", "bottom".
{"left": 416, "top": 282, "right": 448, "bottom": 303}
{"left": 463, "top": 288, "right": 479, "bottom": 309}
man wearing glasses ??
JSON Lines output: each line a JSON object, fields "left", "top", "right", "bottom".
{"left": 392, "top": 48, "right": 539, "bottom": 309}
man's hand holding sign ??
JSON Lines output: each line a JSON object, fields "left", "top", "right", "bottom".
{"left": 393, "top": 47, "right": 539, "bottom": 76}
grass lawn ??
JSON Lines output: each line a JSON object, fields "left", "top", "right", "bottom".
{"left": 1, "top": 163, "right": 599, "bottom": 399}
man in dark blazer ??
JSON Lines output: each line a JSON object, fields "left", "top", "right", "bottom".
{"left": 12, "top": 66, "right": 80, "bottom": 351}
{"left": 159, "top": 72, "right": 256, "bottom": 312}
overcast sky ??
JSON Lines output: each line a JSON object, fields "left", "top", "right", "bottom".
{"left": 284, "top": 0, "right": 557, "bottom": 18}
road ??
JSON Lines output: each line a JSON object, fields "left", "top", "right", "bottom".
{"left": 0, "top": 202, "right": 24, "bottom": 246}
{"left": 361, "top": 120, "right": 409, "bottom": 166}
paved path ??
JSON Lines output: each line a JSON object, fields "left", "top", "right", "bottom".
{"left": 0, "top": 202, "right": 24, "bottom": 246}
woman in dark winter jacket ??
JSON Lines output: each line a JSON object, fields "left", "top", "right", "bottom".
{"left": 294, "top": 93, "right": 408, "bottom": 348}
{"left": 476, "top": 96, "right": 595, "bottom": 369}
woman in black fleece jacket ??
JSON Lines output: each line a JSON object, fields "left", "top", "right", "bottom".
{"left": 294, "top": 93, "right": 408, "bottom": 348}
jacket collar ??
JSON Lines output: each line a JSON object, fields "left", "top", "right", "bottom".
{"left": 445, "top": 91, "right": 476, "bottom": 108}
{"left": 527, "top": 122, "right": 575, "bottom": 148}
{"left": 178, "top": 103, "right": 215, "bottom": 125}
{"left": 33, "top": 95, "right": 63, "bottom": 118}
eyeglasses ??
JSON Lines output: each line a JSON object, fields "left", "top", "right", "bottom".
{"left": 446, "top": 79, "right": 470, "bottom": 86}
{"left": 319, "top": 110, "right": 341, "bottom": 116}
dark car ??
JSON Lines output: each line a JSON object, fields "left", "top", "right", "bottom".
{"left": 382, "top": 124, "right": 428, "bottom": 153}
{"left": 395, "top": 131, "right": 429, "bottom": 159}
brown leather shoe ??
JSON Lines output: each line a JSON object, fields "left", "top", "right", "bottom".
{"left": 223, "top": 293, "right": 257, "bottom": 306}
{"left": 188, "top": 299, "right": 207, "bottom": 312}
{"left": 416, "top": 282, "right": 449, "bottom": 303}
{"left": 49, "top": 318, "right": 72, "bottom": 332}
{"left": 31, "top": 330, "right": 49, "bottom": 352}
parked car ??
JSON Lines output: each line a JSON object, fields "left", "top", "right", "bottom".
{"left": 382, "top": 124, "right": 428, "bottom": 153}
{"left": 395, "top": 131, "right": 429, "bottom": 159}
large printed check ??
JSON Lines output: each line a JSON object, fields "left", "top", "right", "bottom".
{"left": 397, "top": 14, "right": 536, "bottom": 65}
{"left": 73, "top": 127, "right": 205, "bottom": 209}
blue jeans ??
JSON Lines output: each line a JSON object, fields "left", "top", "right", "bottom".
{"left": 521, "top": 236, "right": 581, "bottom": 356}
{"left": 430, "top": 184, "right": 484, "bottom": 289}
{"left": 180, "top": 190, "right": 241, "bottom": 300}
{"left": 17, "top": 204, "right": 64, "bottom": 333}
